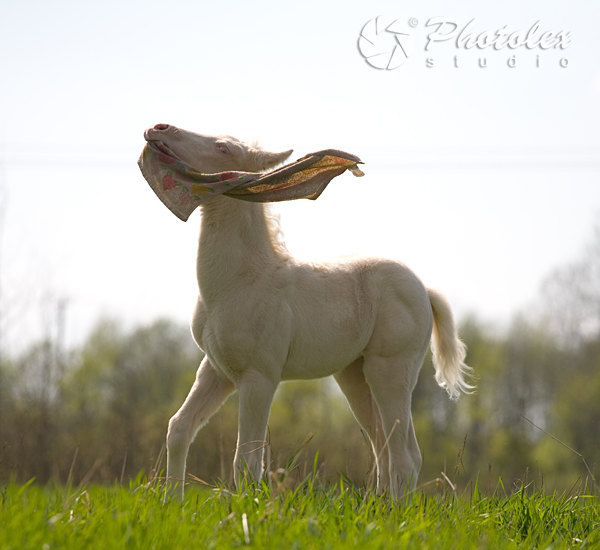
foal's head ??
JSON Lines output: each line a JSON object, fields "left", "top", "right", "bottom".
{"left": 144, "top": 124, "right": 293, "bottom": 173}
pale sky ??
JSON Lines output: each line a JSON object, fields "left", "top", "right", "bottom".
{"left": 0, "top": 0, "right": 599, "bottom": 353}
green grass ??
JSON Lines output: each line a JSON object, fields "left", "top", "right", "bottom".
{"left": 1, "top": 476, "right": 598, "bottom": 549}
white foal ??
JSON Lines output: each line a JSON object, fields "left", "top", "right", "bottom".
{"left": 142, "top": 124, "right": 472, "bottom": 500}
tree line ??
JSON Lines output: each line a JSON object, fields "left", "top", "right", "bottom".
{"left": 0, "top": 228, "right": 598, "bottom": 493}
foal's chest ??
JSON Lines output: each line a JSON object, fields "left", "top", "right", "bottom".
{"left": 191, "top": 296, "right": 292, "bottom": 381}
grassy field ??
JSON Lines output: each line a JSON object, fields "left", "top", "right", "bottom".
{"left": 1, "top": 475, "right": 599, "bottom": 549}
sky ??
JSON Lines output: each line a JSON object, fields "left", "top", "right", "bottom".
{"left": 0, "top": 0, "right": 599, "bottom": 354}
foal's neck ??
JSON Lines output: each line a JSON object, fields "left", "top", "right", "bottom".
{"left": 197, "top": 197, "right": 285, "bottom": 301}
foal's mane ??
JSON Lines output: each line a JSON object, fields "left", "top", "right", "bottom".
{"left": 263, "top": 206, "right": 292, "bottom": 260}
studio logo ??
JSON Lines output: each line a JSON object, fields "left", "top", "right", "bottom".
{"left": 357, "top": 16, "right": 572, "bottom": 70}
{"left": 357, "top": 16, "right": 417, "bottom": 70}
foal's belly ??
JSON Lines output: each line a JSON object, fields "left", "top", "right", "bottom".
{"left": 279, "top": 309, "right": 374, "bottom": 381}
{"left": 191, "top": 295, "right": 372, "bottom": 383}
{"left": 280, "top": 338, "right": 367, "bottom": 380}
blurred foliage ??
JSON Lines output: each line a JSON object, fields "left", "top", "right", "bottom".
{"left": 0, "top": 230, "right": 599, "bottom": 493}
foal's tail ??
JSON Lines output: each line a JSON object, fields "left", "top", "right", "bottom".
{"left": 428, "top": 289, "right": 474, "bottom": 400}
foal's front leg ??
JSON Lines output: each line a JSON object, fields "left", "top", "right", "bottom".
{"left": 166, "top": 357, "right": 235, "bottom": 500}
{"left": 233, "top": 370, "right": 278, "bottom": 487}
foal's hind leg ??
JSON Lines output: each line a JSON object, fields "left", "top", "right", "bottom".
{"left": 166, "top": 357, "right": 235, "bottom": 500}
{"left": 362, "top": 353, "right": 423, "bottom": 499}
{"left": 334, "top": 358, "right": 390, "bottom": 491}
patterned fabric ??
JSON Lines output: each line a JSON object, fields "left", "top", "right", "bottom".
{"left": 138, "top": 141, "right": 364, "bottom": 221}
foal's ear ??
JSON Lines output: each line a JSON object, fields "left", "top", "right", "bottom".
{"left": 251, "top": 148, "right": 294, "bottom": 171}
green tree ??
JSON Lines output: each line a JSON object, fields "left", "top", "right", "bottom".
{"left": 55, "top": 318, "right": 202, "bottom": 483}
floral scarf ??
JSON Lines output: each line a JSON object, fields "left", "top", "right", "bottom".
{"left": 138, "top": 141, "right": 364, "bottom": 221}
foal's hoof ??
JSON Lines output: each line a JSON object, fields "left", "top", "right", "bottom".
{"left": 164, "top": 480, "right": 185, "bottom": 503}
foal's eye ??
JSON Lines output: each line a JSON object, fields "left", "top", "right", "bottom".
{"left": 216, "top": 142, "right": 229, "bottom": 154}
